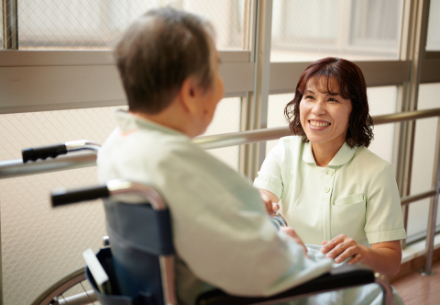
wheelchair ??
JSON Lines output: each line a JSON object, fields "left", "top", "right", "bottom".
{"left": 40, "top": 179, "right": 396, "bottom": 305}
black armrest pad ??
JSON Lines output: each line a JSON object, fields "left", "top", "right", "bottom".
{"left": 196, "top": 264, "right": 375, "bottom": 305}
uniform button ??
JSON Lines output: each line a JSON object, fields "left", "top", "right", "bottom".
{"left": 327, "top": 171, "right": 334, "bottom": 177}
{"left": 324, "top": 186, "right": 330, "bottom": 193}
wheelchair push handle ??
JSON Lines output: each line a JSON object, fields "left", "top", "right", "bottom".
{"left": 22, "top": 140, "right": 100, "bottom": 163}
{"left": 22, "top": 143, "right": 67, "bottom": 163}
{"left": 51, "top": 180, "right": 168, "bottom": 210}
{"left": 52, "top": 185, "right": 110, "bottom": 207}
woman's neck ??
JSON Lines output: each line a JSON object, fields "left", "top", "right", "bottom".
{"left": 311, "top": 141, "right": 344, "bottom": 167}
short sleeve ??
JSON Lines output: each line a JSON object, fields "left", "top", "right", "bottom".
{"left": 253, "top": 140, "right": 286, "bottom": 199}
{"left": 365, "top": 163, "right": 406, "bottom": 244}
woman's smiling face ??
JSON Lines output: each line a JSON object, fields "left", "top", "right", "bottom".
{"left": 299, "top": 76, "right": 352, "bottom": 151}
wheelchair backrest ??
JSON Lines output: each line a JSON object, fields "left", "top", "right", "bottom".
{"left": 103, "top": 199, "right": 174, "bottom": 305}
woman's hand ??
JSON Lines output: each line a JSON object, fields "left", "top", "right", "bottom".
{"left": 280, "top": 226, "right": 308, "bottom": 257}
{"left": 259, "top": 189, "right": 280, "bottom": 217}
{"left": 321, "top": 234, "right": 367, "bottom": 264}
{"left": 321, "top": 235, "right": 402, "bottom": 278}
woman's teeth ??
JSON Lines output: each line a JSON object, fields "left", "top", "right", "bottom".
{"left": 309, "top": 121, "right": 330, "bottom": 127}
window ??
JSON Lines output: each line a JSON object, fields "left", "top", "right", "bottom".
{"left": 271, "top": 0, "right": 403, "bottom": 61}
{"left": 426, "top": 0, "right": 440, "bottom": 51}
{"left": 203, "top": 97, "right": 242, "bottom": 169}
{"left": 409, "top": 83, "right": 440, "bottom": 238}
{"left": 17, "top": 0, "right": 247, "bottom": 50}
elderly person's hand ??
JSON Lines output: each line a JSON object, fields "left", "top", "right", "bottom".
{"left": 280, "top": 227, "right": 308, "bottom": 256}
{"left": 259, "top": 189, "right": 279, "bottom": 217}
{"left": 321, "top": 234, "right": 367, "bottom": 264}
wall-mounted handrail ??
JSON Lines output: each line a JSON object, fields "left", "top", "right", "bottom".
{"left": 1, "top": 108, "right": 439, "bottom": 178}
{"left": 0, "top": 140, "right": 99, "bottom": 179}
{"left": 0, "top": 153, "right": 97, "bottom": 179}
{"left": 401, "top": 189, "right": 437, "bottom": 206}
{"left": 195, "top": 108, "right": 440, "bottom": 149}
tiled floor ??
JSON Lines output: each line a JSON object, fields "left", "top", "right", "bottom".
{"left": 392, "top": 260, "right": 440, "bottom": 305}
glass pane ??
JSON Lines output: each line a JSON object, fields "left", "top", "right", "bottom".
{"left": 427, "top": 0, "right": 440, "bottom": 51}
{"left": 202, "top": 97, "right": 241, "bottom": 170}
{"left": 266, "top": 93, "right": 292, "bottom": 154}
{"left": 367, "top": 86, "right": 398, "bottom": 164}
{"left": 266, "top": 87, "right": 397, "bottom": 163}
{"left": 408, "top": 83, "right": 440, "bottom": 238}
{"left": 271, "top": 0, "right": 403, "bottom": 62}
{"left": 18, "top": 0, "right": 246, "bottom": 50}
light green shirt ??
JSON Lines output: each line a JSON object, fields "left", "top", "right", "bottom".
{"left": 254, "top": 136, "right": 406, "bottom": 246}
{"left": 98, "top": 111, "right": 332, "bottom": 305}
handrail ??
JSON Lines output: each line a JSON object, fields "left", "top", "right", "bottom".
{"left": 401, "top": 189, "right": 437, "bottom": 206}
{"left": 0, "top": 140, "right": 100, "bottom": 179}
{"left": 195, "top": 108, "right": 440, "bottom": 149}
{"left": 1, "top": 108, "right": 439, "bottom": 178}
{"left": 195, "top": 126, "right": 291, "bottom": 150}
{"left": 0, "top": 153, "right": 96, "bottom": 179}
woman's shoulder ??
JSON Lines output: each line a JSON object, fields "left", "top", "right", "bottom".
{"left": 267, "top": 135, "right": 306, "bottom": 164}
{"left": 354, "top": 146, "right": 393, "bottom": 173}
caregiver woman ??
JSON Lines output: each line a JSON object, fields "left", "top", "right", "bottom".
{"left": 254, "top": 57, "right": 406, "bottom": 279}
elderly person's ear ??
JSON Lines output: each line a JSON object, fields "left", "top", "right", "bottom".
{"left": 179, "top": 76, "right": 203, "bottom": 114}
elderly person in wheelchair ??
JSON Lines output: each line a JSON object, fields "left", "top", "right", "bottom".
{"left": 92, "top": 7, "right": 394, "bottom": 305}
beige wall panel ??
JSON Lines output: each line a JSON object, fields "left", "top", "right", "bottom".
{"left": 421, "top": 59, "right": 440, "bottom": 83}
{"left": 0, "top": 52, "right": 253, "bottom": 113}
{"left": 220, "top": 62, "right": 254, "bottom": 96}
{"left": 0, "top": 65, "right": 126, "bottom": 113}
{"left": 269, "top": 61, "right": 411, "bottom": 94}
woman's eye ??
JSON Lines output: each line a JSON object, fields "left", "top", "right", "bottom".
{"left": 328, "top": 97, "right": 339, "bottom": 103}
{"left": 304, "top": 95, "right": 314, "bottom": 100}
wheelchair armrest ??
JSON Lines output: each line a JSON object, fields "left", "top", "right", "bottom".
{"left": 196, "top": 264, "right": 375, "bottom": 305}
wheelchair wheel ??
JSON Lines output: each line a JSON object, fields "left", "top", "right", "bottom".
{"left": 31, "top": 266, "right": 97, "bottom": 305}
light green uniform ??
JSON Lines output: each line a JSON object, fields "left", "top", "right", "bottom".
{"left": 254, "top": 136, "right": 406, "bottom": 304}
{"left": 98, "top": 111, "right": 333, "bottom": 305}
{"left": 254, "top": 136, "right": 406, "bottom": 246}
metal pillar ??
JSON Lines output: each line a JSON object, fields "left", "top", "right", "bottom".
{"left": 240, "top": 0, "right": 273, "bottom": 180}
{"left": 395, "top": 0, "right": 430, "bottom": 249}
{"left": 2, "top": 0, "right": 18, "bottom": 49}
{"left": 422, "top": 117, "right": 440, "bottom": 275}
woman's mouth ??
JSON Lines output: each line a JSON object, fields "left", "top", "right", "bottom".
{"left": 309, "top": 120, "right": 331, "bottom": 127}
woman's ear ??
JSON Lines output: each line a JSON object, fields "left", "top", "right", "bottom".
{"left": 179, "top": 77, "right": 201, "bottom": 114}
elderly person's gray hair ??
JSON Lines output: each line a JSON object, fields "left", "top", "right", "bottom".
{"left": 114, "top": 7, "right": 216, "bottom": 114}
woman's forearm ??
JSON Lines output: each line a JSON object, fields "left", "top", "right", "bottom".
{"left": 362, "top": 241, "right": 402, "bottom": 278}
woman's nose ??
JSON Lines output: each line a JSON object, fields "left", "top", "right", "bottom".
{"left": 312, "top": 100, "right": 326, "bottom": 115}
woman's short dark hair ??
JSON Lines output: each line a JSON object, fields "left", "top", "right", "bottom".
{"left": 284, "top": 57, "right": 374, "bottom": 148}
{"left": 114, "top": 7, "right": 215, "bottom": 114}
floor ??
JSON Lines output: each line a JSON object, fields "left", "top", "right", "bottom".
{"left": 392, "top": 260, "right": 440, "bottom": 305}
